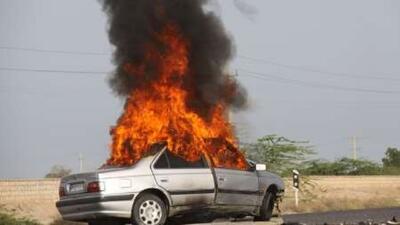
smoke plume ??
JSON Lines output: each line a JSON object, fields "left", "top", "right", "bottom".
{"left": 100, "top": 0, "right": 247, "bottom": 119}
{"left": 233, "top": 0, "right": 258, "bottom": 21}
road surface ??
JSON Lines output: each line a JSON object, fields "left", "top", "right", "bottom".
{"left": 183, "top": 217, "right": 283, "bottom": 225}
{"left": 283, "top": 207, "right": 400, "bottom": 224}
{"left": 169, "top": 207, "right": 400, "bottom": 225}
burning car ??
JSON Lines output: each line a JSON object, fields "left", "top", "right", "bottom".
{"left": 57, "top": 2, "right": 285, "bottom": 225}
{"left": 56, "top": 146, "right": 284, "bottom": 225}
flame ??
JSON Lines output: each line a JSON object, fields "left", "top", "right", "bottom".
{"left": 107, "top": 23, "right": 248, "bottom": 170}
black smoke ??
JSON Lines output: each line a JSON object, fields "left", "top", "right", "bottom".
{"left": 100, "top": 0, "right": 247, "bottom": 118}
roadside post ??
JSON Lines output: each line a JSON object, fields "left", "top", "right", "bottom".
{"left": 292, "top": 169, "right": 300, "bottom": 208}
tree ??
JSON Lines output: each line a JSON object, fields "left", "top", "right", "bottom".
{"left": 243, "top": 135, "right": 314, "bottom": 176}
{"left": 45, "top": 165, "right": 71, "bottom": 178}
{"left": 382, "top": 147, "right": 400, "bottom": 168}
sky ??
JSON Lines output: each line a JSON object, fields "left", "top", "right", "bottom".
{"left": 0, "top": 0, "right": 399, "bottom": 178}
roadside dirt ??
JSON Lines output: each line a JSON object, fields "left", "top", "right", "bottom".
{"left": 281, "top": 176, "right": 400, "bottom": 213}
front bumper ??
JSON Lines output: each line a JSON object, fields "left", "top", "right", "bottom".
{"left": 56, "top": 194, "right": 135, "bottom": 221}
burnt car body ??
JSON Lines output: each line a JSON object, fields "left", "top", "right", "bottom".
{"left": 56, "top": 147, "right": 284, "bottom": 225}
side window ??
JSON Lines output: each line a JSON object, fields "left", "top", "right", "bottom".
{"left": 166, "top": 151, "right": 208, "bottom": 169}
{"left": 154, "top": 152, "right": 169, "bottom": 169}
{"left": 211, "top": 158, "right": 252, "bottom": 171}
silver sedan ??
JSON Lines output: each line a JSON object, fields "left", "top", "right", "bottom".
{"left": 56, "top": 147, "right": 284, "bottom": 225}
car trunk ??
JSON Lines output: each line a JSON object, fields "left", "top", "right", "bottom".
{"left": 60, "top": 171, "right": 100, "bottom": 198}
{"left": 60, "top": 166, "right": 134, "bottom": 198}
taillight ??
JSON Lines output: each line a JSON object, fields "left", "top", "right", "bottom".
{"left": 59, "top": 186, "right": 65, "bottom": 198}
{"left": 87, "top": 181, "right": 104, "bottom": 193}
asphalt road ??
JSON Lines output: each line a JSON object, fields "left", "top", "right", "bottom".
{"left": 283, "top": 207, "right": 400, "bottom": 224}
{"left": 184, "top": 217, "right": 283, "bottom": 225}
{"left": 169, "top": 207, "right": 400, "bottom": 225}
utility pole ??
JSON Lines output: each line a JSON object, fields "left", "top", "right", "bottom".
{"left": 79, "top": 153, "right": 83, "bottom": 173}
{"left": 351, "top": 136, "right": 357, "bottom": 160}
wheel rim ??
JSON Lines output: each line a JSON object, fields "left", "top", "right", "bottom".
{"left": 139, "top": 200, "right": 162, "bottom": 225}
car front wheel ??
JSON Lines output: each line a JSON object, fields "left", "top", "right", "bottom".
{"left": 132, "top": 193, "right": 167, "bottom": 225}
{"left": 254, "top": 190, "right": 276, "bottom": 221}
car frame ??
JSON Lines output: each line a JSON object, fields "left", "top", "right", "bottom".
{"left": 56, "top": 146, "right": 285, "bottom": 225}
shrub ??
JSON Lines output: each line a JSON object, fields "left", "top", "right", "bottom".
{"left": 45, "top": 165, "right": 71, "bottom": 178}
{"left": 303, "top": 158, "right": 383, "bottom": 175}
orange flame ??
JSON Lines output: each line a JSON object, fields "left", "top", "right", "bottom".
{"left": 107, "top": 23, "right": 248, "bottom": 170}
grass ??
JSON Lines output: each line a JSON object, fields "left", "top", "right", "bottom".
{"left": 281, "top": 175, "right": 400, "bottom": 213}
{"left": 0, "top": 203, "right": 81, "bottom": 225}
{"left": 0, "top": 211, "right": 84, "bottom": 225}
{"left": 0, "top": 211, "right": 41, "bottom": 225}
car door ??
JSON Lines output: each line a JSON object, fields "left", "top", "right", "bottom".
{"left": 214, "top": 166, "right": 260, "bottom": 206}
{"left": 151, "top": 150, "right": 215, "bottom": 207}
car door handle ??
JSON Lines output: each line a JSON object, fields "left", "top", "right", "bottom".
{"left": 218, "top": 177, "right": 226, "bottom": 182}
{"left": 160, "top": 178, "right": 169, "bottom": 183}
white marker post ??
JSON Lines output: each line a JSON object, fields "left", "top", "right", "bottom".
{"left": 292, "top": 169, "right": 300, "bottom": 208}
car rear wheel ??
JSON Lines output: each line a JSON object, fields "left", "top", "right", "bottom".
{"left": 132, "top": 193, "right": 167, "bottom": 225}
{"left": 254, "top": 190, "right": 276, "bottom": 221}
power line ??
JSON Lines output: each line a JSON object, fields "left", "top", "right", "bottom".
{"left": 237, "top": 68, "right": 400, "bottom": 95}
{"left": 1, "top": 65, "right": 398, "bottom": 94}
{"left": 0, "top": 46, "right": 109, "bottom": 56}
{"left": 238, "top": 55, "right": 400, "bottom": 82}
{"left": 0, "top": 66, "right": 108, "bottom": 75}
{"left": 2, "top": 45, "right": 399, "bottom": 82}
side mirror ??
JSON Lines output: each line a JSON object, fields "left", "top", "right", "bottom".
{"left": 256, "top": 164, "right": 266, "bottom": 171}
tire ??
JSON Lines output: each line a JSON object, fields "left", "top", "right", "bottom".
{"left": 254, "top": 190, "right": 276, "bottom": 221}
{"left": 132, "top": 193, "right": 167, "bottom": 225}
